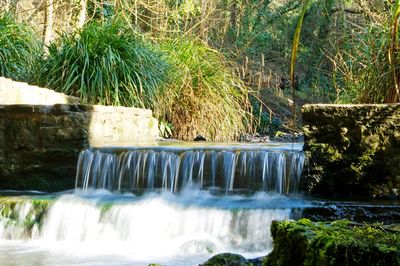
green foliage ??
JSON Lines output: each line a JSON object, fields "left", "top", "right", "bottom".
{"left": 0, "top": 13, "right": 41, "bottom": 81}
{"left": 159, "top": 120, "right": 173, "bottom": 139}
{"left": 158, "top": 37, "right": 252, "bottom": 141}
{"left": 34, "top": 17, "right": 170, "bottom": 109}
{"left": 333, "top": 2, "right": 400, "bottom": 103}
{"left": 388, "top": 0, "right": 400, "bottom": 102}
{"left": 251, "top": 99, "right": 281, "bottom": 136}
{"left": 265, "top": 219, "right": 400, "bottom": 266}
{"left": 31, "top": 15, "right": 254, "bottom": 140}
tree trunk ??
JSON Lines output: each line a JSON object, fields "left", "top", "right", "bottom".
{"left": 77, "top": 0, "right": 87, "bottom": 28}
{"left": 230, "top": 0, "right": 237, "bottom": 33}
{"left": 42, "top": 0, "right": 54, "bottom": 49}
{"left": 200, "top": 0, "right": 208, "bottom": 42}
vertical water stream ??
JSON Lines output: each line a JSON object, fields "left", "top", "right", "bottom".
{"left": 75, "top": 145, "right": 304, "bottom": 194}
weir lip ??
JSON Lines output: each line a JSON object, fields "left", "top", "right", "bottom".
{"left": 89, "top": 141, "right": 304, "bottom": 152}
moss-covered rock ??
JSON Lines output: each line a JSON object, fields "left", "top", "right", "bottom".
{"left": 302, "top": 104, "right": 400, "bottom": 198}
{"left": 201, "top": 253, "right": 252, "bottom": 266}
{"left": 0, "top": 196, "right": 53, "bottom": 238}
{"left": 264, "top": 219, "right": 400, "bottom": 266}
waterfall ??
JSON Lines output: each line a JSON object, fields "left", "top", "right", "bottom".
{"left": 75, "top": 146, "right": 305, "bottom": 194}
{"left": 0, "top": 143, "right": 306, "bottom": 266}
{"left": 0, "top": 193, "right": 303, "bottom": 265}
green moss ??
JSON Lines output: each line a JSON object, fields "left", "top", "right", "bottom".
{"left": 0, "top": 197, "right": 53, "bottom": 234}
{"left": 264, "top": 219, "right": 400, "bottom": 266}
{"left": 100, "top": 202, "right": 113, "bottom": 215}
{"left": 310, "top": 144, "right": 343, "bottom": 163}
{"left": 25, "top": 199, "right": 51, "bottom": 230}
{"left": 201, "top": 253, "right": 251, "bottom": 266}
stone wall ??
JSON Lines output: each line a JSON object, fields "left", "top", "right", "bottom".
{"left": 0, "top": 77, "right": 79, "bottom": 105}
{"left": 0, "top": 104, "right": 159, "bottom": 192}
{"left": 302, "top": 104, "right": 400, "bottom": 198}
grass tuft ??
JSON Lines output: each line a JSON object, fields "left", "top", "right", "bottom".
{"left": 34, "top": 17, "right": 170, "bottom": 109}
{"left": 158, "top": 38, "right": 253, "bottom": 141}
{"left": 0, "top": 14, "right": 41, "bottom": 81}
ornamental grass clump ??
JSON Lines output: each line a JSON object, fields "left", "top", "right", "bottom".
{"left": 158, "top": 38, "right": 253, "bottom": 141}
{"left": 0, "top": 14, "right": 41, "bottom": 81}
{"left": 34, "top": 18, "right": 170, "bottom": 108}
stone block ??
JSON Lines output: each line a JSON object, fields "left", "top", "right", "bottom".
{"left": 302, "top": 104, "right": 400, "bottom": 198}
{"left": 0, "top": 77, "right": 79, "bottom": 105}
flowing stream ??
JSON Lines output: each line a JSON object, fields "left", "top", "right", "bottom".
{"left": 0, "top": 142, "right": 306, "bottom": 266}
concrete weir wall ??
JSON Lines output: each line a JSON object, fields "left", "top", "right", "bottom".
{"left": 0, "top": 78, "right": 159, "bottom": 192}
{"left": 302, "top": 104, "right": 400, "bottom": 198}
{"left": 0, "top": 77, "right": 80, "bottom": 105}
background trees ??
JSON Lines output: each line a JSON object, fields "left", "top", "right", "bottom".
{"left": 0, "top": 0, "right": 399, "bottom": 139}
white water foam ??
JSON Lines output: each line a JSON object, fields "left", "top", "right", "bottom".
{"left": 0, "top": 190, "right": 304, "bottom": 265}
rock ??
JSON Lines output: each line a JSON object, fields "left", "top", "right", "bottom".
{"left": 239, "top": 133, "right": 270, "bottom": 142}
{"left": 301, "top": 204, "right": 400, "bottom": 225}
{"left": 0, "top": 76, "right": 79, "bottom": 105}
{"left": 200, "top": 253, "right": 250, "bottom": 266}
{"left": 271, "top": 131, "right": 303, "bottom": 142}
{"left": 194, "top": 135, "right": 207, "bottom": 141}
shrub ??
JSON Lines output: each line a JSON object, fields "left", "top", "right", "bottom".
{"left": 33, "top": 17, "right": 254, "bottom": 140}
{"left": 34, "top": 18, "right": 170, "bottom": 109}
{"left": 158, "top": 38, "right": 253, "bottom": 141}
{"left": 0, "top": 14, "right": 41, "bottom": 81}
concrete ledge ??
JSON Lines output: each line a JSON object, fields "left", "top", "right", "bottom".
{"left": 0, "top": 77, "right": 79, "bottom": 105}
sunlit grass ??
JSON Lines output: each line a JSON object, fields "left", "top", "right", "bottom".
{"left": 334, "top": 2, "right": 400, "bottom": 104}
{"left": 158, "top": 38, "right": 253, "bottom": 141}
{"left": 0, "top": 13, "right": 41, "bottom": 81}
{"left": 34, "top": 17, "right": 171, "bottom": 109}
{"left": 32, "top": 18, "right": 253, "bottom": 140}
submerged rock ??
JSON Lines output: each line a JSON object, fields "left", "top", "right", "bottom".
{"left": 271, "top": 131, "right": 303, "bottom": 143}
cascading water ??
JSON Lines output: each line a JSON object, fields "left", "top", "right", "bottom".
{"left": 75, "top": 144, "right": 305, "bottom": 194}
{"left": 0, "top": 142, "right": 306, "bottom": 266}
